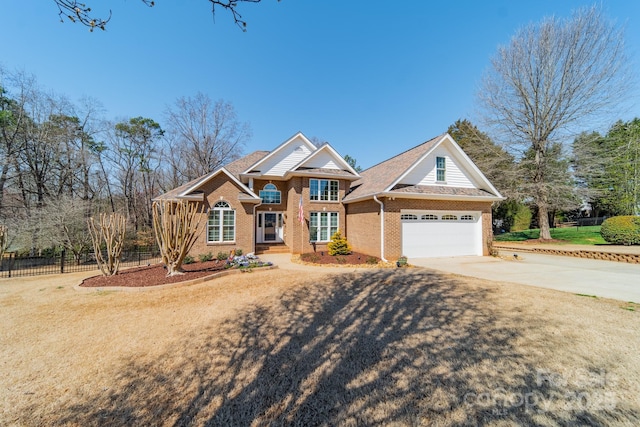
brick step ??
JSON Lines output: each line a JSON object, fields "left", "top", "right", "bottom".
{"left": 255, "top": 244, "right": 290, "bottom": 255}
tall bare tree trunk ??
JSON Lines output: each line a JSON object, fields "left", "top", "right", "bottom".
{"left": 152, "top": 200, "right": 202, "bottom": 277}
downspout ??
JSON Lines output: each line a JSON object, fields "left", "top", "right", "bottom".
{"left": 373, "top": 195, "right": 388, "bottom": 262}
{"left": 252, "top": 200, "right": 263, "bottom": 255}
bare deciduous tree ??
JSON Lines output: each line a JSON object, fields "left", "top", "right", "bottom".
{"left": 0, "top": 225, "right": 8, "bottom": 259}
{"left": 479, "top": 6, "right": 631, "bottom": 239}
{"left": 40, "top": 195, "right": 93, "bottom": 264}
{"left": 53, "top": 0, "right": 277, "bottom": 31}
{"left": 164, "top": 94, "right": 250, "bottom": 182}
{"left": 87, "top": 213, "right": 126, "bottom": 276}
{"left": 152, "top": 200, "right": 202, "bottom": 276}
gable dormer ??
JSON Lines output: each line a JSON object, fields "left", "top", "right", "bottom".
{"left": 291, "top": 144, "right": 360, "bottom": 179}
{"left": 243, "top": 132, "right": 316, "bottom": 178}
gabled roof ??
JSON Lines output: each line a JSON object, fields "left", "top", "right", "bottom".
{"left": 289, "top": 143, "right": 361, "bottom": 181}
{"left": 344, "top": 134, "right": 443, "bottom": 202}
{"left": 343, "top": 133, "right": 503, "bottom": 203}
{"left": 154, "top": 167, "right": 260, "bottom": 203}
{"left": 226, "top": 150, "right": 270, "bottom": 178}
{"left": 241, "top": 132, "right": 316, "bottom": 178}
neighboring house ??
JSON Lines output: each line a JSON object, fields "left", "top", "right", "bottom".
{"left": 156, "top": 132, "right": 503, "bottom": 260}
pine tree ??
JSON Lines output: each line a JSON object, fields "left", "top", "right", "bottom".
{"left": 328, "top": 231, "right": 351, "bottom": 256}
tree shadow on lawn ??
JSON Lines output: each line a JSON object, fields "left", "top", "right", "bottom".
{"left": 51, "top": 269, "right": 637, "bottom": 426}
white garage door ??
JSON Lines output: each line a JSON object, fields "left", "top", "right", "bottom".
{"left": 401, "top": 210, "right": 482, "bottom": 258}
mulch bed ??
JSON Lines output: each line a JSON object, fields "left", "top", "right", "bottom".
{"left": 81, "top": 252, "right": 379, "bottom": 288}
{"left": 299, "top": 251, "right": 379, "bottom": 265}
{"left": 80, "top": 260, "right": 230, "bottom": 288}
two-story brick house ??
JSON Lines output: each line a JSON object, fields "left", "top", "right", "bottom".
{"left": 157, "top": 131, "right": 503, "bottom": 261}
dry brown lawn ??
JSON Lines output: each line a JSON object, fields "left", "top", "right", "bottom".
{"left": 1, "top": 265, "right": 639, "bottom": 426}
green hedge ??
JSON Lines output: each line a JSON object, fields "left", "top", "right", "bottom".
{"left": 600, "top": 216, "right": 640, "bottom": 245}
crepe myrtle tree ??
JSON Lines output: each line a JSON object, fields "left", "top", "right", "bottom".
{"left": 478, "top": 6, "right": 631, "bottom": 240}
{"left": 152, "top": 199, "right": 203, "bottom": 277}
{"left": 87, "top": 212, "right": 126, "bottom": 276}
{"left": 53, "top": 0, "right": 279, "bottom": 31}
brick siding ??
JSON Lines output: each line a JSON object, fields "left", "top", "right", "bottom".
{"left": 347, "top": 197, "right": 494, "bottom": 260}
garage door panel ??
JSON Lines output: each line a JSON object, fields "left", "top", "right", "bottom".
{"left": 401, "top": 212, "right": 481, "bottom": 258}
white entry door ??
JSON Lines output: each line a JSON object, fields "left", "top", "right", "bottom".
{"left": 257, "top": 212, "right": 284, "bottom": 243}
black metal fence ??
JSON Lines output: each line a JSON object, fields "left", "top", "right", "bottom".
{"left": 0, "top": 247, "right": 161, "bottom": 278}
{"left": 577, "top": 216, "right": 607, "bottom": 226}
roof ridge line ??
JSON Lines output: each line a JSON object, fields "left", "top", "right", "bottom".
{"left": 359, "top": 133, "right": 446, "bottom": 173}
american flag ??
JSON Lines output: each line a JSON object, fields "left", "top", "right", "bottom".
{"left": 298, "top": 195, "right": 304, "bottom": 224}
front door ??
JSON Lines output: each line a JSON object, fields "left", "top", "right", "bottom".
{"left": 257, "top": 212, "right": 284, "bottom": 243}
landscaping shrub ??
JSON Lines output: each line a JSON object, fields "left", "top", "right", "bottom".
{"left": 198, "top": 252, "right": 213, "bottom": 262}
{"left": 183, "top": 255, "right": 195, "bottom": 264}
{"left": 217, "top": 251, "right": 229, "bottom": 261}
{"left": 366, "top": 256, "right": 379, "bottom": 264}
{"left": 300, "top": 253, "right": 320, "bottom": 263}
{"left": 235, "top": 248, "right": 243, "bottom": 256}
{"left": 600, "top": 216, "right": 640, "bottom": 245}
{"left": 328, "top": 231, "right": 351, "bottom": 255}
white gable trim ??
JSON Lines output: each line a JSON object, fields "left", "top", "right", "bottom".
{"left": 291, "top": 144, "right": 361, "bottom": 176}
{"left": 342, "top": 191, "right": 503, "bottom": 205}
{"left": 386, "top": 134, "right": 503, "bottom": 198}
{"left": 241, "top": 132, "right": 317, "bottom": 175}
{"left": 179, "top": 167, "right": 260, "bottom": 200}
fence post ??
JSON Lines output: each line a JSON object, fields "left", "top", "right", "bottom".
{"left": 60, "top": 248, "right": 65, "bottom": 274}
{"left": 8, "top": 252, "right": 12, "bottom": 278}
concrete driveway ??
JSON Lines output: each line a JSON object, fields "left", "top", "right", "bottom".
{"left": 410, "top": 251, "right": 640, "bottom": 302}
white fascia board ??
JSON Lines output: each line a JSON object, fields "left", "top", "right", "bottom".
{"left": 239, "top": 131, "right": 317, "bottom": 175}
{"left": 343, "top": 191, "right": 504, "bottom": 204}
{"left": 379, "top": 191, "right": 504, "bottom": 202}
{"left": 385, "top": 134, "right": 447, "bottom": 192}
{"left": 291, "top": 143, "right": 361, "bottom": 177}
{"left": 286, "top": 171, "right": 361, "bottom": 181}
{"left": 439, "top": 133, "right": 504, "bottom": 199}
{"left": 176, "top": 194, "right": 205, "bottom": 201}
{"left": 179, "top": 167, "right": 260, "bottom": 200}
{"left": 385, "top": 133, "right": 504, "bottom": 199}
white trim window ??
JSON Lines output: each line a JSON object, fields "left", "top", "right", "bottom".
{"left": 208, "top": 201, "right": 235, "bottom": 243}
{"left": 436, "top": 156, "right": 446, "bottom": 182}
{"left": 259, "top": 183, "right": 281, "bottom": 204}
{"left": 310, "top": 179, "right": 339, "bottom": 202}
{"left": 309, "top": 212, "right": 338, "bottom": 242}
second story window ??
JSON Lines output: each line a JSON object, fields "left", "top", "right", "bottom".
{"left": 259, "top": 183, "right": 281, "bottom": 204}
{"left": 310, "top": 179, "right": 339, "bottom": 202}
{"left": 436, "top": 157, "right": 446, "bottom": 182}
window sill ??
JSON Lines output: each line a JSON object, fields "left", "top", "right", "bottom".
{"left": 206, "top": 241, "right": 236, "bottom": 245}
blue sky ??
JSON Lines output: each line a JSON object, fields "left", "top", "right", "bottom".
{"left": 2, "top": 1, "right": 639, "bottom": 169}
